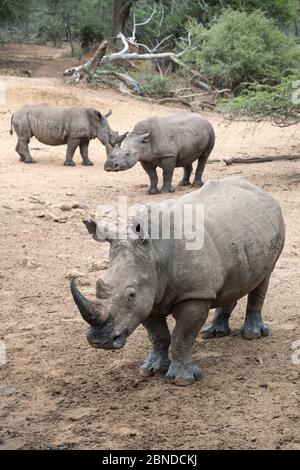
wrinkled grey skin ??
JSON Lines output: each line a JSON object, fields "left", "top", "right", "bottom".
{"left": 10, "top": 104, "right": 126, "bottom": 166}
{"left": 105, "top": 112, "right": 215, "bottom": 194}
{"left": 71, "top": 177, "right": 285, "bottom": 386}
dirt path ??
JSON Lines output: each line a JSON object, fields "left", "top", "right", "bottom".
{"left": 0, "top": 74, "right": 300, "bottom": 450}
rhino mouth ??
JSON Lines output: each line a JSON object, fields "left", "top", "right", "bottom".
{"left": 86, "top": 327, "right": 128, "bottom": 350}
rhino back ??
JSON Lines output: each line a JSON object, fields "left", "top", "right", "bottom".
{"left": 134, "top": 112, "right": 213, "bottom": 160}
{"left": 17, "top": 105, "right": 94, "bottom": 145}
{"left": 138, "top": 177, "right": 285, "bottom": 307}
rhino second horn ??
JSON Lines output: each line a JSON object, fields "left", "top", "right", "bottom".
{"left": 70, "top": 279, "right": 105, "bottom": 327}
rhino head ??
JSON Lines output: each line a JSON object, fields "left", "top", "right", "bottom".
{"left": 104, "top": 131, "right": 151, "bottom": 171}
{"left": 70, "top": 219, "right": 157, "bottom": 350}
{"left": 96, "top": 110, "right": 127, "bottom": 157}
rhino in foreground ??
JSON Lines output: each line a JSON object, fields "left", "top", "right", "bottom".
{"left": 71, "top": 177, "right": 285, "bottom": 386}
{"left": 104, "top": 112, "right": 215, "bottom": 194}
{"left": 11, "top": 104, "right": 125, "bottom": 166}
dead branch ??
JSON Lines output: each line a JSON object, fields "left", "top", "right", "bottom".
{"left": 223, "top": 155, "right": 300, "bottom": 166}
{"left": 95, "top": 70, "right": 143, "bottom": 95}
{"left": 64, "top": 40, "right": 108, "bottom": 82}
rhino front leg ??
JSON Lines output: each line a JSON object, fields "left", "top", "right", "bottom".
{"left": 80, "top": 142, "right": 94, "bottom": 166}
{"left": 64, "top": 139, "right": 80, "bottom": 166}
{"left": 140, "top": 315, "right": 171, "bottom": 377}
{"left": 161, "top": 157, "right": 176, "bottom": 193}
{"left": 167, "top": 300, "right": 210, "bottom": 386}
{"left": 241, "top": 276, "right": 270, "bottom": 340}
{"left": 141, "top": 162, "right": 160, "bottom": 195}
{"left": 201, "top": 302, "right": 237, "bottom": 339}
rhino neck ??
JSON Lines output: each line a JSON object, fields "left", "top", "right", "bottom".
{"left": 151, "top": 238, "right": 173, "bottom": 305}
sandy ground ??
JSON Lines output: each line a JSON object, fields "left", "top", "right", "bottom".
{"left": 0, "top": 60, "right": 300, "bottom": 450}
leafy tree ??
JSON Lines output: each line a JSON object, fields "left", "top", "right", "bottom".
{"left": 181, "top": 10, "right": 300, "bottom": 91}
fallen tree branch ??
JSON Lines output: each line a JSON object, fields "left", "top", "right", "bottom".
{"left": 223, "top": 154, "right": 300, "bottom": 166}
{"left": 95, "top": 70, "right": 144, "bottom": 95}
{"left": 64, "top": 40, "right": 108, "bottom": 82}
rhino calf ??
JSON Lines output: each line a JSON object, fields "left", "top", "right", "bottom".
{"left": 10, "top": 104, "right": 124, "bottom": 166}
{"left": 71, "top": 177, "right": 285, "bottom": 386}
{"left": 104, "top": 112, "right": 215, "bottom": 194}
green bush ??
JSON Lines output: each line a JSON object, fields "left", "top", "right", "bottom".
{"left": 181, "top": 10, "right": 300, "bottom": 92}
{"left": 219, "top": 76, "right": 300, "bottom": 126}
{"left": 142, "top": 75, "right": 172, "bottom": 98}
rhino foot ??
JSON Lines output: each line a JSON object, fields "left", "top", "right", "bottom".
{"left": 178, "top": 180, "right": 191, "bottom": 187}
{"left": 166, "top": 360, "right": 203, "bottom": 386}
{"left": 240, "top": 311, "right": 269, "bottom": 340}
{"left": 192, "top": 180, "right": 203, "bottom": 189}
{"left": 240, "top": 322, "right": 269, "bottom": 340}
{"left": 148, "top": 188, "right": 160, "bottom": 195}
{"left": 64, "top": 160, "right": 76, "bottom": 167}
{"left": 81, "top": 159, "right": 94, "bottom": 166}
{"left": 162, "top": 186, "right": 175, "bottom": 194}
{"left": 25, "top": 159, "right": 36, "bottom": 164}
{"left": 201, "top": 323, "right": 231, "bottom": 339}
{"left": 140, "top": 352, "right": 170, "bottom": 377}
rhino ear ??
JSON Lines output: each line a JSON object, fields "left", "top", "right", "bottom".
{"left": 140, "top": 132, "right": 151, "bottom": 143}
{"left": 83, "top": 219, "right": 116, "bottom": 243}
{"left": 134, "top": 222, "right": 149, "bottom": 244}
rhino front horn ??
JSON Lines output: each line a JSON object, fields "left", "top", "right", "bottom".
{"left": 70, "top": 279, "right": 105, "bottom": 327}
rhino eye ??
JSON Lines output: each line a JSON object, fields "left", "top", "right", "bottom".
{"left": 126, "top": 288, "right": 136, "bottom": 303}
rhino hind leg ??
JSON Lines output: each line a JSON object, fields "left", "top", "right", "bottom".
{"left": 166, "top": 300, "right": 210, "bottom": 386}
{"left": 178, "top": 165, "right": 193, "bottom": 187}
{"left": 80, "top": 142, "right": 94, "bottom": 166}
{"left": 18, "top": 138, "right": 35, "bottom": 163}
{"left": 140, "top": 315, "right": 171, "bottom": 377}
{"left": 16, "top": 141, "right": 25, "bottom": 162}
{"left": 241, "top": 276, "right": 270, "bottom": 340}
{"left": 201, "top": 302, "right": 237, "bottom": 339}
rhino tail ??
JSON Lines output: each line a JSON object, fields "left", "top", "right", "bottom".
{"left": 10, "top": 114, "right": 14, "bottom": 135}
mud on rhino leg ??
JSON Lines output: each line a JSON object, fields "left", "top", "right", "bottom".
{"left": 201, "top": 302, "right": 237, "bottom": 339}
{"left": 241, "top": 276, "right": 270, "bottom": 340}
{"left": 161, "top": 157, "right": 176, "bottom": 193}
{"left": 179, "top": 165, "right": 193, "bottom": 187}
{"left": 64, "top": 139, "right": 80, "bottom": 166}
{"left": 140, "top": 315, "right": 171, "bottom": 377}
{"left": 166, "top": 300, "right": 210, "bottom": 386}
{"left": 141, "top": 162, "right": 160, "bottom": 195}
{"left": 80, "top": 142, "right": 94, "bottom": 166}
{"left": 18, "top": 138, "right": 35, "bottom": 164}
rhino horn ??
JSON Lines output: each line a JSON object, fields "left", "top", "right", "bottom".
{"left": 114, "top": 132, "right": 128, "bottom": 145}
{"left": 105, "top": 109, "right": 112, "bottom": 118}
{"left": 70, "top": 279, "right": 106, "bottom": 327}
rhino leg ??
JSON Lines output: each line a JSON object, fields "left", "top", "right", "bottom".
{"left": 166, "top": 300, "right": 210, "bottom": 386}
{"left": 241, "top": 276, "right": 270, "bottom": 340}
{"left": 16, "top": 141, "right": 25, "bottom": 162}
{"left": 201, "top": 302, "right": 237, "bottom": 339}
{"left": 141, "top": 162, "right": 160, "bottom": 195}
{"left": 64, "top": 139, "right": 80, "bottom": 166}
{"left": 140, "top": 315, "right": 171, "bottom": 377}
{"left": 80, "top": 142, "right": 94, "bottom": 166}
{"left": 18, "top": 138, "right": 35, "bottom": 163}
{"left": 161, "top": 157, "right": 176, "bottom": 193}
{"left": 179, "top": 165, "right": 193, "bottom": 187}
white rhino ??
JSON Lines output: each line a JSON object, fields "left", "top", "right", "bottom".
{"left": 71, "top": 177, "right": 285, "bottom": 386}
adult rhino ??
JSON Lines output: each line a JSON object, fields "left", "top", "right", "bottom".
{"left": 70, "top": 177, "right": 285, "bottom": 386}
{"left": 104, "top": 112, "right": 215, "bottom": 194}
{"left": 10, "top": 104, "right": 126, "bottom": 166}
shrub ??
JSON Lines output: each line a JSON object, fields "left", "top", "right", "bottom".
{"left": 142, "top": 75, "right": 172, "bottom": 98}
{"left": 219, "top": 76, "right": 300, "bottom": 126}
{"left": 181, "top": 10, "right": 300, "bottom": 92}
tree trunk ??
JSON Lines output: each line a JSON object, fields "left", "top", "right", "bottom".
{"left": 112, "top": 0, "right": 133, "bottom": 36}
